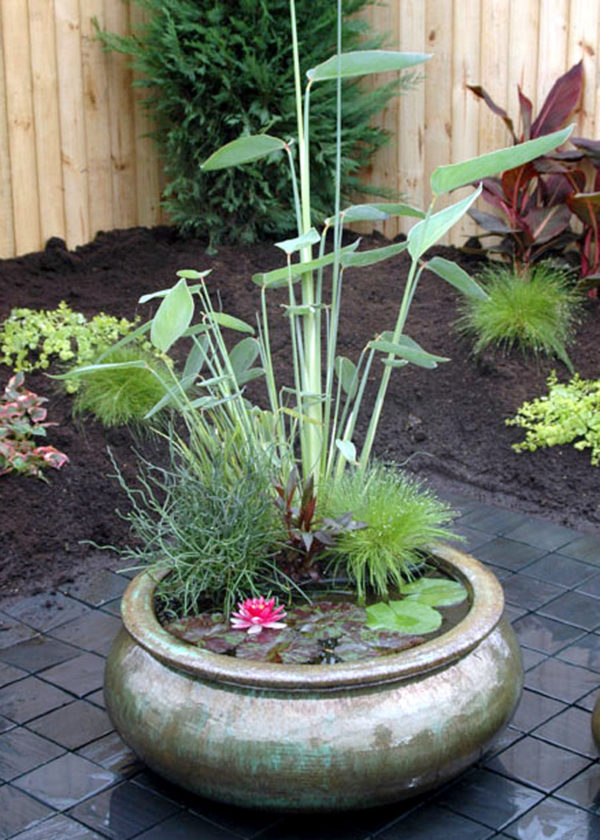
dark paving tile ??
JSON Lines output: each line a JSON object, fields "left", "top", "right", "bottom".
{"left": 10, "top": 813, "right": 105, "bottom": 838}
{"left": 134, "top": 811, "right": 245, "bottom": 840}
{"left": 375, "top": 803, "right": 494, "bottom": 840}
{"left": 538, "top": 590, "right": 600, "bottom": 631}
{"left": 78, "top": 731, "right": 143, "bottom": 778}
{"left": 455, "top": 506, "right": 530, "bottom": 536}
{"left": 484, "top": 735, "right": 591, "bottom": 792}
{"left": 188, "top": 794, "right": 286, "bottom": 839}
{"left": 521, "top": 553, "right": 599, "bottom": 588}
{"left": 0, "top": 727, "right": 64, "bottom": 781}
{"left": 39, "top": 651, "right": 105, "bottom": 697}
{"left": 100, "top": 599, "right": 122, "bottom": 618}
{"left": 577, "top": 690, "right": 598, "bottom": 712}
{"left": 0, "top": 613, "right": 38, "bottom": 650}
{"left": 68, "top": 780, "right": 181, "bottom": 839}
{"left": 447, "top": 525, "right": 494, "bottom": 553}
{"left": 437, "top": 767, "right": 543, "bottom": 830}
{"left": 503, "top": 604, "right": 527, "bottom": 624}
{"left": 0, "top": 784, "right": 53, "bottom": 840}
{"left": 471, "top": 538, "right": 545, "bottom": 572}
{"left": 0, "top": 716, "right": 15, "bottom": 734}
{"left": 557, "top": 633, "right": 600, "bottom": 672}
{"left": 0, "top": 661, "right": 26, "bottom": 688}
{"left": 0, "top": 675, "right": 72, "bottom": 723}
{"left": 555, "top": 764, "right": 600, "bottom": 814}
{"left": 0, "top": 635, "right": 80, "bottom": 673}
{"left": 503, "top": 795, "right": 600, "bottom": 839}
{"left": 512, "top": 613, "right": 586, "bottom": 654}
{"left": 579, "top": 574, "right": 600, "bottom": 599}
{"left": 27, "top": 700, "right": 113, "bottom": 750}
{"left": 561, "top": 534, "right": 600, "bottom": 565}
{"left": 58, "top": 567, "right": 128, "bottom": 607}
{"left": 85, "top": 689, "right": 106, "bottom": 709}
{"left": 525, "top": 657, "right": 600, "bottom": 703}
{"left": 484, "top": 727, "right": 524, "bottom": 758}
{"left": 48, "top": 612, "right": 121, "bottom": 656}
{"left": 510, "top": 689, "right": 567, "bottom": 733}
{"left": 532, "top": 705, "right": 597, "bottom": 758}
{"left": 1, "top": 593, "right": 92, "bottom": 632}
{"left": 503, "top": 520, "right": 579, "bottom": 552}
{"left": 520, "top": 648, "right": 548, "bottom": 672}
{"left": 14, "top": 752, "right": 118, "bottom": 811}
{"left": 502, "top": 575, "right": 564, "bottom": 611}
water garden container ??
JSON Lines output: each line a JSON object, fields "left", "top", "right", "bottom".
{"left": 104, "top": 544, "right": 523, "bottom": 811}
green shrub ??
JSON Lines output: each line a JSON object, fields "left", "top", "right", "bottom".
{"left": 72, "top": 345, "right": 173, "bottom": 429}
{"left": 321, "top": 463, "right": 457, "bottom": 603}
{"left": 0, "top": 302, "right": 138, "bottom": 391}
{"left": 456, "top": 262, "right": 581, "bottom": 370}
{"left": 114, "top": 436, "right": 285, "bottom": 617}
{"left": 507, "top": 372, "right": 600, "bottom": 465}
{"left": 97, "top": 0, "right": 413, "bottom": 244}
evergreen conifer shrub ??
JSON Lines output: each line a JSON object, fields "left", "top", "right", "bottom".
{"left": 98, "top": 0, "right": 412, "bottom": 244}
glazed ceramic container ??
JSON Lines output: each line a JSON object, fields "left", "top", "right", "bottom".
{"left": 104, "top": 543, "right": 523, "bottom": 811}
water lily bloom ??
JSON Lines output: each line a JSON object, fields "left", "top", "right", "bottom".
{"left": 231, "top": 596, "right": 287, "bottom": 635}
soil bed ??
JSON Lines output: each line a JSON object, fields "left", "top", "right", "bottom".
{"left": 1, "top": 226, "right": 598, "bottom": 598}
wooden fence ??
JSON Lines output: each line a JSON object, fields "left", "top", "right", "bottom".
{"left": 0, "top": 0, "right": 599, "bottom": 258}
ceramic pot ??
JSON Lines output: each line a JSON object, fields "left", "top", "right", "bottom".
{"left": 592, "top": 695, "right": 600, "bottom": 751}
{"left": 104, "top": 544, "right": 522, "bottom": 812}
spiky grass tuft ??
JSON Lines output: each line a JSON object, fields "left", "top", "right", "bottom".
{"left": 456, "top": 262, "right": 581, "bottom": 371}
{"left": 72, "top": 345, "right": 172, "bottom": 429}
{"left": 321, "top": 463, "right": 457, "bottom": 603}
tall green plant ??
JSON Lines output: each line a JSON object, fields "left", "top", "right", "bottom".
{"left": 82, "top": 0, "right": 573, "bottom": 561}
{"left": 97, "top": 0, "right": 410, "bottom": 244}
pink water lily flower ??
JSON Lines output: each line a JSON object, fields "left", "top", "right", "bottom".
{"left": 231, "top": 596, "right": 287, "bottom": 635}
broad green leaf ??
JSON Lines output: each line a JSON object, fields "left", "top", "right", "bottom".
{"left": 400, "top": 577, "right": 468, "bottom": 607}
{"left": 431, "top": 125, "right": 573, "bottom": 194}
{"left": 207, "top": 312, "right": 255, "bottom": 335}
{"left": 408, "top": 187, "right": 482, "bottom": 260}
{"left": 335, "top": 356, "right": 358, "bottom": 398}
{"left": 236, "top": 367, "right": 265, "bottom": 386}
{"left": 53, "top": 360, "right": 148, "bottom": 379}
{"left": 366, "top": 600, "right": 442, "bottom": 635}
{"left": 150, "top": 279, "right": 194, "bottom": 353}
{"left": 326, "top": 202, "right": 425, "bottom": 225}
{"left": 139, "top": 282, "right": 205, "bottom": 304}
{"left": 369, "top": 336, "right": 449, "bottom": 369}
{"left": 340, "top": 240, "right": 408, "bottom": 268}
{"left": 252, "top": 240, "right": 360, "bottom": 288}
{"left": 335, "top": 438, "right": 357, "bottom": 463}
{"left": 425, "top": 257, "right": 489, "bottom": 301}
{"left": 275, "top": 228, "right": 321, "bottom": 254}
{"left": 176, "top": 269, "right": 211, "bottom": 281}
{"left": 202, "top": 134, "right": 287, "bottom": 171}
{"left": 307, "top": 50, "right": 429, "bottom": 82}
{"left": 229, "top": 337, "right": 260, "bottom": 379}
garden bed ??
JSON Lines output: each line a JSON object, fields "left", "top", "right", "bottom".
{"left": 1, "top": 226, "right": 598, "bottom": 598}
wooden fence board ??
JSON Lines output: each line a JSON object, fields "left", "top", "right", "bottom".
{"left": 0, "top": 0, "right": 599, "bottom": 257}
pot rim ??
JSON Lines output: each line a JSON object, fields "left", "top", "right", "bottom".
{"left": 119, "top": 543, "right": 504, "bottom": 690}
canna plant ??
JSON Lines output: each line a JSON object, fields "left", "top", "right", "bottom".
{"left": 74, "top": 0, "right": 573, "bottom": 609}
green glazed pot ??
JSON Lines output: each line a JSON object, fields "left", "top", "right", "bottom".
{"left": 104, "top": 544, "right": 522, "bottom": 812}
{"left": 592, "top": 695, "right": 600, "bottom": 751}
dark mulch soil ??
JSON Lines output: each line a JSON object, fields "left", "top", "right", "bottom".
{"left": 1, "top": 227, "right": 598, "bottom": 598}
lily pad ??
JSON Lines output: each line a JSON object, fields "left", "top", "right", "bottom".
{"left": 366, "top": 600, "right": 442, "bottom": 635}
{"left": 400, "top": 577, "right": 468, "bottom": 607}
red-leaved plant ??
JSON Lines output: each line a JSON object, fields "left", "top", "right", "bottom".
{"left": 468, "top": 61, "right": 600, "bottom": 287}
{"left": 0, "top": 372, "right": 69, "bottom": 479}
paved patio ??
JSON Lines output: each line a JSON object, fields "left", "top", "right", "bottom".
{"left": 1, "top": 494, "right": 600, "bottom": 839}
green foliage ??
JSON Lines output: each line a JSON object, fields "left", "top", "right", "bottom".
{"left": 114, "top": 435, "right": 286, "bottom": 616}
{"left": 456, "top": 262, "right": 581, "bottom": 371}
{"left": 0, "top": 302, "right": 138, "bottom": 392}
{"left": 365, "top": 577, "right": 467, "bottom": 634}
{"left": 507, "top": 372, "right": 600, "bottom": 465}
{"left": 96, "top": 0, "right": 410, "bottom": 244}
{"left": 0, "top": 372, "right": 68, "bottom": 479}
{"left": 321, "top": 464, "right": 457, "bottom": 603}
{"left": 72, "top": 346, "right": 173, "bottom": 429}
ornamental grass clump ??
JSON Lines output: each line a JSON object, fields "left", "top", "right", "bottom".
{"left": 84, "top": 0, "right": 573, "bottom": 622}
{"left": 456, "top": 262, "right": 580, "bottom": 371}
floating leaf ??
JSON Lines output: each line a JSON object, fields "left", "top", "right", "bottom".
{"left": 366, "top": 600, "right": 442, "bottom": 635}
{"left": 400, "top": 577, "right": 468, "bottom": 607}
